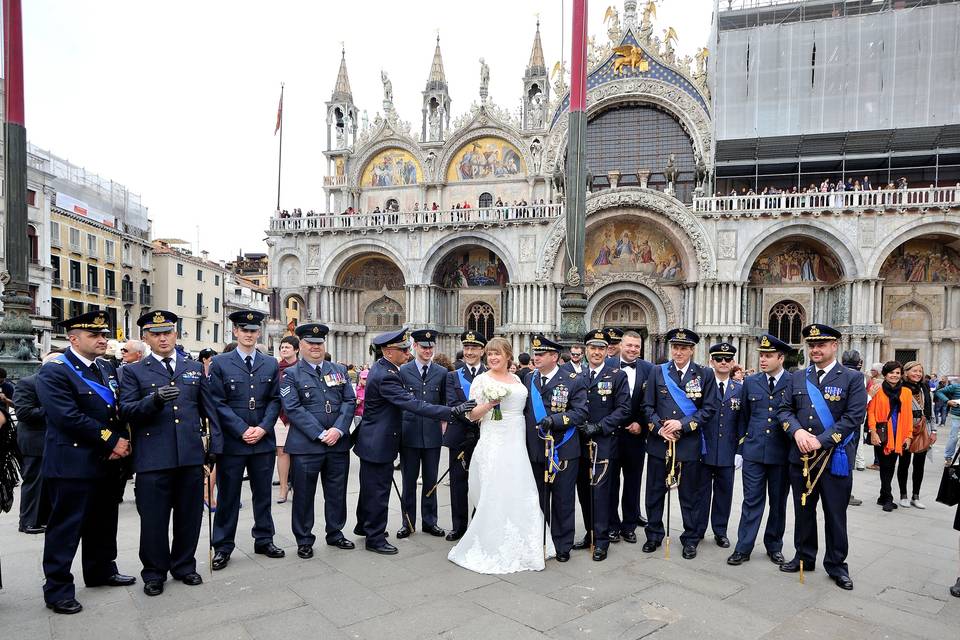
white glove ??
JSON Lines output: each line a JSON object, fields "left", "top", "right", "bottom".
{"left": 735, "top": 454, "right": 743, "bottom": 470}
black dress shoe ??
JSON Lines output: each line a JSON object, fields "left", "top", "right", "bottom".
{"left": 297, "top": 545, "right": 314, "bottom": 559}
{"left": 608, "top": 531, "right": 621, "bottom": 543}
{"left": 327, "top": 538, "right": 355, "bottom": 550}
{"left": 556, "top": 551, "right": 570, "bottom": 562}
{"left": 396, "top": 526, "right": 413, "bottom": 539}
{"left": 353, "top": 525, "right": 365, "bottom": 536}
{"left": 714, "top": 535, "right": 730, "bottom": 548}
{"left": 365, "top": 541, "right": 399, "bottom": 555}
{"left": 682, "top": 544, "right": 698, "bottom": 560}
{"left": 727, "top": 551, "right": 750, "bottom": 565}
{"left": 254, "top": 542, "right": 285, "bottom": 558}
{"left": 642, "top": 540, "right": 660, "bottom": 553}
{"left": 445, "top": 530, "right": 463, "bottom": 542}
{"left": 104, "top": 573, "right": 137, "bottom": 587}
{"left": 592, "top": 548, "right": 607, "bottom": 561}
{"left": 179, "top": 572, "right": 203, "bottom": 586}
{"left": 19, "top": 524, "right": 45, "bottom": 534}
{"left": 767, "top": 551, "right": 786, "bottom": 565}
{"left": 779, "top": 559, "right": 814, "bottom": 573}
{"left": 211, "top": 551, "right": 231, "bottom": 571}
{"left": 143, "top": 581, "right": 164, "bottom": 597}
{"left": 833, "top": 575, "right": 854, "bottom": 590}
{"left": 423, "top": 524, "right": 445, "bottom": 537}
{"left": 950, "top": 578, "right": 960, "bottom": 598}
{"left": 621, "top": 531, "right": 638, "bottom": 544}
{"left": 572, "top": 537, "right": 589, "bottom": 550}
{"left": 46, "top": 598, "right": 83, "bottom": 614}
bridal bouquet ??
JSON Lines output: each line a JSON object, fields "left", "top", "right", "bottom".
{"left": 482, "top": 383, "right": 511, "bottom": 421}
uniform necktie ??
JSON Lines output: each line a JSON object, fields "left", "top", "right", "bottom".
{"left": 590, "top": 370, "right": 596, "bottom": 384}
{"left": 316, "top": 365, "right": 324, "bottom": 378}
{"left": 245, "top": 355, "right": 253, "bottom": 372}
{"left": 162, "top": 357, "right": 174, "bottom": 378}
{"left": 719, "top": 381, "right": 725, "bottom": 397}
{"left": 769, "top": 376, "right": 776, "bottom": 393}
{"left": 469, "top": 367, "right": 476, "bottom": 377}
{"left": 816, "top": 369, "right": 826, "bottom": 385}
{"left": 89, "top": 363, "right": 104, "bottom": 385}
{"left": 421, "top": 365, "right": 429, "bottom": 381}
{"left": 541, "top": 375, "right": 548, "bottom": 388}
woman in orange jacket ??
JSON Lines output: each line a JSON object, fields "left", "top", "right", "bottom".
{"left": 867, "top": 361, "right": 913, "bottom": 512}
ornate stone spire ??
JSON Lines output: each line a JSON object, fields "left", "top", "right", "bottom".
{"left": 426, "top": 36, "right": 447, "bottom": 91}
{"left": 522, "top": 20, "right": 549, "bottom": 131}
{"left": 527, "top": 19, "right": 546, "bottom": 76}
{"left": 331, "top": 47, "right": 352, "bottom": 102}
{"left": 422, "top": 35, "right": 451, "bottom": 143}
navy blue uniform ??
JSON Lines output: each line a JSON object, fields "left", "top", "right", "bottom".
{"left": 207, "top": 349, "right": 281, "bottom": 554}
{"left": 281, "top": 359, "right": 355, "bottom": 545}
{"left": 352, "top": 357, "right": 453, "bottom": 547}
{"left": 14, "top": 373, "right": 48, "bottom": 530}
{"left": 576, "top": 364, "right": 631, "bottom": 550}
{"left": 118, "top": 354, "right": 217, "bottom": 583}
{"left": 777, "top": 363, "right": 866, "bottom": 578}
{"left": 642, "top": 361, "right": 719, "bottom": 547}
{"left": 694, "top": 378, "right": 742, "bottom": 540}
{"left": 36, "top": 351, "right": 126, "bottom": 605}
{"left": 524, "top": 369, "right": 589, "bottom": 554}
{"left": 606, "top": 355, "right": 653, "bottom": 538}
{"left": 398, "top": 360, "right": 447, "bottom": 530}
{"left": 733, "top": 371, "right": 792, "bottom": 556}
{"left": 443, "top": 364, "right": 484, "bottom": 535}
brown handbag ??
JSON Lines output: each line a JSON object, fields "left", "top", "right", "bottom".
{"left": 909, "top": 414, "right": 931, "bottom": 453}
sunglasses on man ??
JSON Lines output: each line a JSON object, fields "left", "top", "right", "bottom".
{"left": 712, "top": 356, "right": 734, "bottom": 363}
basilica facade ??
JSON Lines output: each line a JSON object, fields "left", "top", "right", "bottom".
{"left": 266, "top": 1, "right": 960, "bottom": 374}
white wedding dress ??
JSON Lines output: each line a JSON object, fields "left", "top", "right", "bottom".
{"left": 448, "top": 373, "right": 555, "bottom": 573}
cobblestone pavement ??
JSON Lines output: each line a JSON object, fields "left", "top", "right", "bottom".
{"left": 2, "top": 445, "right": 959, "bottom": 639}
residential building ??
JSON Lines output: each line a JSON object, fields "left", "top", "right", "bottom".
{"left": 224, "top": 273, "right": 271, "bottom": 338}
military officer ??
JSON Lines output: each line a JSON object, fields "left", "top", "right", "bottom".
{"left": 603, "top": 327, "right": 623, "bottom": 360}
{"left": 606, "top": 329, "right": 653, "bottom": 543}
{"left": 642, "top": 328, "right": 719, "bottom": 559}
{"left": 572, "top": 330, "right": 631, "bottom": 561}
{"left": 777, "top": 324, "right": 866, "bottom": 590}
{"left": 397, "top": 329, "right": 447, "bottom": 539}
{"left": 36, "top": 311, "right": 135, "bottom": 615}
{"left": 693, "top": 342, "right": 743, "bottom": 549}
{"left": 280, "top": 323, "right": 356, "bottom": 558}
{"left": 728, "top": 334, "right": 793, "bottom": 566}
{"left": 207, "top": 310, "right": 283, "bottom": 570}
{"left": 442, "top": 330, "right": 486, "bottom": 541}
{"left": 353, "top": 328, "right": 475, "bottom": 555}
{"left": 524, "top": 334, "right": 589, "bottom": 562}
{"left": 118, "top": 310, "right": 217, "bottom": 596}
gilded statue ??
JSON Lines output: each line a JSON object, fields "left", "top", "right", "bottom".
{"left": 612, "top": 45, "right": 649, "bottom": 75}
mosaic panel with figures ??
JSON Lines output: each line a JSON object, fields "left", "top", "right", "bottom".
{"left": 585, "top": 218, "right": 684, "bottom": 283}
{"left": 336, "top": 256, "right": 405, "bottom": 290}
{"left": 434, "top": 248, "right": 509, "bottom": 288}
{"left": 879, "top": 237, "right": 960, "bottom": 284}
{"left": 748, "top": 240, "right": 842, "bottom": 285}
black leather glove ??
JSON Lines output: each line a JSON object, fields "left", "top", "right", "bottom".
{"left": 154, "top": 385, "right": 180, "bottom": 406}
{"left": 578, "top": 422, "right": 602, "bottom": 438}
{"left": 451, "top": 400, "right": 477, "bottom": 419}
{"left": 205, "top": 451, "right": 217, "bottom": 466}
{"left": 536, "top": 417, "right": 553, "bottom": 431}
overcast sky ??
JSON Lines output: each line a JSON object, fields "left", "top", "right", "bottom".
{"left": 21, "top": 0, "right": 713, "bottom": 261}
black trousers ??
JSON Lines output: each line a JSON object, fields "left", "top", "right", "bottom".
{"left": 135, "top": 465, "right": 204, "bottom": 582}
{"left": 897, "top": 450, "right": 927, "bottom": 498}
{"left": 18, "top": 453, "right": 47, "bottom": 529}
{"left": 356, "top": 459, "right": 394, "bottom": 546}
{"left": 788, "top": 462, "right": 852, "bottom": 578}
{"left": 734, "top": 460, "right": 789, "bottom": 555}
{"left": 532, "top": 458, "right": 579, "bottom": 554}
{"left": 291, "top": 452, "right": 349, "bottom": 545}
{"left": 609, "top": 439, "right": 646, "bottom": 534}
{"left": 42, "top": 477, "right": 120, "bottom": 604}
{"left": 213, "top": 451, "right": 277, "bottom": 553}
{"left": 576, "top": 452, "right": 613, "bottom": 550}
{"left": 694, "top": 463, "right": 735, "bottom": 538}
{"left": 644, "top": 455, "right": 700, "bottom": 547}
{"left": 399, "top": 446, "right": 441, "bottom": 528}
{"left": 877, "top": 450, "right": 899, "bottom": 504}
{"left": 447, "top": 444, "right": 475, "bottom": 534}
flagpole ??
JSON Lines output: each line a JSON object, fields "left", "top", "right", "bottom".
{"left": 276, "top": 83, "right": 284, "bottom": 211}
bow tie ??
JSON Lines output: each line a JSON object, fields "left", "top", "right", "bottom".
{"left": 621, "top": 361, "right": 636, "bottom": 369}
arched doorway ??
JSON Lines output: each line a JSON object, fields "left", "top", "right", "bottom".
{"left": 466, "top": 301, "right": 496, "bottom": 339}
{"left": 335, "top": 252, "right": 407, "bottom": 363}
{"left": 284, "top": 295, "right": 304, "bottom": 334}
{"left": 432, "top": 244, "right": 509, "bottom": 333}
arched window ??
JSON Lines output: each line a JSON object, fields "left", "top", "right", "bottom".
{"left": 385, "top": 198, "right": 399, "bottom": 211}
{"left": 768, "top": 300, "right": 804, "bottom": 345}
{"left": 466, "top": 302, "right": 495, "bottom": 339}
{"left": 27, "top": 224, "right": 39, "bottom": 263}
{"left": 478, "top": 192, "right": 493, "bottom": 208}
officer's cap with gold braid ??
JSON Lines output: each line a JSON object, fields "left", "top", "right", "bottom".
{"left": 410, "top": 329, "right": 436, "bottom": 347}
{"left": 757, "top": 333, "right": 793, "bottom": 354}
{"left": 295, "top": 323, "right": 329, "bottom": 344}
{"left": 372, "top": 327, "right": 410, "bottom": 350}
{"left": 802, "top": 323, "right": 841, "bottom": 343}
{"left": 709, "top": 342, "right": 737, "bottom": 358}
{"left": 229, "top": 309, "right": 266, "bottom": 330}
{"left": 60, "top": 309, "right": 112, "bottom": 334}
{"left": 602, "top": 327, "right": 624, "bottom": 345}
{"left": 583, "top": 329, "right": 609, "bottom": 347}
{"left": 666, "top": 327, "right": 699, "bottom": 346}
{"left": 531, "top": 334, "right": 562, "bottom": 353}
{"left": 136, "top": 309, "right": 178, "bottom": 333}
{"left": 459, "top": 330, "right": 487, "bottom": 347}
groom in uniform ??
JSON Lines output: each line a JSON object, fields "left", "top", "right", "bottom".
{"left": 524, "top": 334, "right": 589, "bottom": 562}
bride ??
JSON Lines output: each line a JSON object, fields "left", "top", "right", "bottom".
{"left": 448, "top": 337, "right": 555, "bottom": 573}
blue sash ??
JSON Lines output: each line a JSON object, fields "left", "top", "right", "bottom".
{"left": 58, "top": 354, "right": 116, "bottom": 407}
{"left": 805, "top": 373, "right": 854, "bottom": 477}
{"left": 660, "top": 363, "right": 705, "bottom": 454}
{"left": 457, "top": 368, "right": 472, "bottom": 400}
{"left": 528, "top": 376, "right": 576, "bottom": 473}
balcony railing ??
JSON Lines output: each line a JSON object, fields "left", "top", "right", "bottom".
{"left": 694, "top": 186, "right": 960, "bottom": 216}
{"left": 105, "top": 288, "right": 118, "bottom": 298}
{"left": 86, "top": 285, "right": 100, "bottom": 294}
{"left": 52, "top": 278, "right": 63, "bottom": 288}
{"left": 196, "top": 305, "right": 209, "bottom": 318}
{"left": 269, "top": 204, "right": 563, "bottom": 233}
{"left": 323, "top": 175, "right": 348, "bottom": 187}
{"left": 122, "top": 290, "right": 135, "bottom": 304}
{"left": 140, "top": 293, "right": 153, "bottom": 306}
{"left": 69, "top": 280, "right": 82, "bottom": 291}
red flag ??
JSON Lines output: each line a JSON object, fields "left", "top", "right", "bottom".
{"left": 274, "top": 85, "right": 284, "bottom": 135}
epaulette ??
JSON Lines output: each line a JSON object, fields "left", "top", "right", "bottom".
{"left": 51, "top": 359, "right": 63, "bottom": 365}
{"left": 569, "top": 373, "right": 577, "bottom": 379}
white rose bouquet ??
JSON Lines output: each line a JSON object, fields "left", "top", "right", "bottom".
{"left": 482, "top": 382, "right": 511, "bottom": 421}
